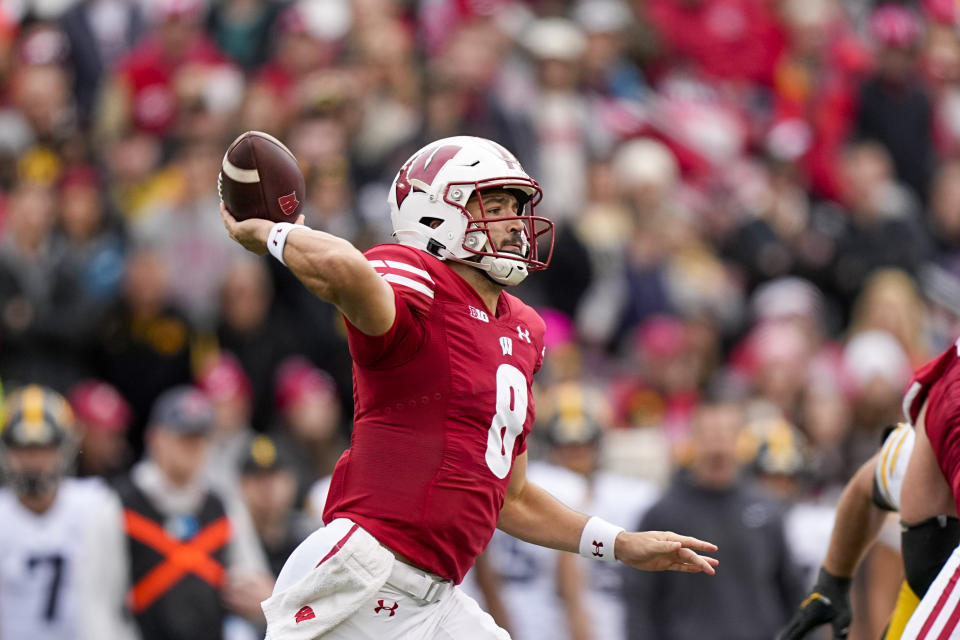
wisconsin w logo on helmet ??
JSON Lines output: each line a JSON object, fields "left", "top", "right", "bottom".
{"left": 395, "top": 144, "right": 462, "bottom": 208}
{"left": 387, "top": 136, "right": 555, "bottom": 286}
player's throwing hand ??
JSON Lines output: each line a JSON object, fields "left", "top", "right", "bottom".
{"left": 615, "top": 530, "right": 719, "bottom": 574}
{"left": 220, "top": 203, "right": 306, "bottom": 256}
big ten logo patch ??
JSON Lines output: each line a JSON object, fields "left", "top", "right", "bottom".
{"left": 469, "top": 306, "right": 489, "bottom": 322}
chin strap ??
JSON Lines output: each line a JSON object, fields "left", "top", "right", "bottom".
{"left": 441, "top": 247, "right": 530, "bottom": 286}
{"left": 479, "top": 254, "right": 529, "bottom": 285}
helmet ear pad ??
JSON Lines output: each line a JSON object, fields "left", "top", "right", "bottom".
{"left": 463, "top": 230, "right": 485, "bottom": 252}
{"left": 393, "top": 191, "right": 468, "bottom": 257}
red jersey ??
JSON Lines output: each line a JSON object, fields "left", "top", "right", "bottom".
{"left": 322, "top": 244, "right": 545, "bottom": 583}
{"left": 903, "top": 338, "right": 960, "bottom": 512}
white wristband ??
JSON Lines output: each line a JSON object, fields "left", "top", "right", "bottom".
{"left": 267, "top": 222, "right": 308, "bottom": 266}
{"left": 579, "top": 516, "right": 624, "bottom": 563}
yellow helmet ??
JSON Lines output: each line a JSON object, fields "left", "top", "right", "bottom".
{"left": 1, "top": 385, "right": 75, "bottom": 448}
{"left": 0, "top": 385, "right": 76, "bottom": 497}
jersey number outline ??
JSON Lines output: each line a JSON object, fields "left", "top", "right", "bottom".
{"left": 485, "top": 364, "right": 528, "bottom": 479}
{"left": 27, "top": 553, "right": 65, "bottom": 621}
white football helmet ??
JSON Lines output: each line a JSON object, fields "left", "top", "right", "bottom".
{"left": 388, "top": 136, "right": 554, "bottom": 285}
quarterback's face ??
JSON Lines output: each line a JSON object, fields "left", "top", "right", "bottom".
{"left": 465, "top": 189, "right": 527, "bottom": 257}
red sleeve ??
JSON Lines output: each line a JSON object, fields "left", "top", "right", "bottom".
{"left": 344, "top": 244, "right": 435, "bottom": 368}
{"left": 925, "top": 370, "right": 960, "bottom": 445}
{"left": 345, "top": 287, "right": 424, "bottom": 367}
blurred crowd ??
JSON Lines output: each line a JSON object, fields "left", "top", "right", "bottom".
{"left": 2, "top": 0, "right": 960, "bottom": 637}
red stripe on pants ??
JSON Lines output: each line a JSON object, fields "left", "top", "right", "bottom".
{"left": 937, "top": 568, "right": 960, "bottom": 640}
{"left": 919, "top": 561, "right": 960, "bottom": 639}
{"left": 316, "top": 524, "right": 360, "bottom": 568}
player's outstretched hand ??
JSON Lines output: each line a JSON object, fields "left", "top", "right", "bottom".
{"left": 220, "top": 203, "right": 306, "bottom": 256}
{"left": 615, "top": 530, "right": 718, "bottom": 575}
{"left": 775, "top": 568, "right": 851, "bottom": 640}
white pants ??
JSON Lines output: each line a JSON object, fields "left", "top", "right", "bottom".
{"left": 273, "top": 522, "right": 510, "bottom": 640}
{"left": 322, "top": 580, "right": 509, "bottom": 639}
{"left": 902, "top": 545, "right": 960, "bottom": 639}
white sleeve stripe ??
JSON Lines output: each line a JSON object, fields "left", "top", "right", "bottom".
{"left": 381, "top": 273, "right": 435, "bottom": 298}
{"left": 368, "top": 260, "right": 435, "bottom": 283}
{"left": 385, "top": 260, "right": 435, "bottom": 282}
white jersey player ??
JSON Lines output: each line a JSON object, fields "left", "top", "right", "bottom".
{"left": 479, "top": 383, "right": 659, "bottom": 640}
{"left": 480, "top": 461, "right": 588, "bottom": 640}
{"left": 0, "top": 385, "right": 137, "bottom": 640}
{"left": 579, "top": 471, "right": 659, "bottom": 640}
{"left": 777, "top": 421, "right": 959, "bottom": 640}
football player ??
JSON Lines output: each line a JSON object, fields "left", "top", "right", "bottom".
{"left": 221, "top": 136, "right": 718, "bottom": 639}
{"left": 777, "top": 420, "right": 959, "bottom": 640}
{"left": 895, "top": 341, "right": 960, "bottom": 638}
{"left": 481, "top": 382, "right": 659, "bottom": 640}
{"left": 0, "top": 385, "right": 137, "bottom": 640}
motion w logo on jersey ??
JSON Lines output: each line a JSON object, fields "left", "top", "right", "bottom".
{"left": 294, "top": 606, "right": 315, "bottom": 624}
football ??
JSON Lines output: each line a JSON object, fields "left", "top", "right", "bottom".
{"left": 218, "top": 131, "right": 305, "bottom": 222}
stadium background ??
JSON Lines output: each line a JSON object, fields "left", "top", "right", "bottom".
{"left": 0, "top": 0, "right": 957, "bottom": 637}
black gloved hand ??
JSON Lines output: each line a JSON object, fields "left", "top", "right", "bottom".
{"left": 775, "top": 568, "right": 852, "bottom": 640}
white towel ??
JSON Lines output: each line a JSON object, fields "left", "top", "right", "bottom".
{"left": 262, "top": 519, "right": 394, "bottom": 640}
